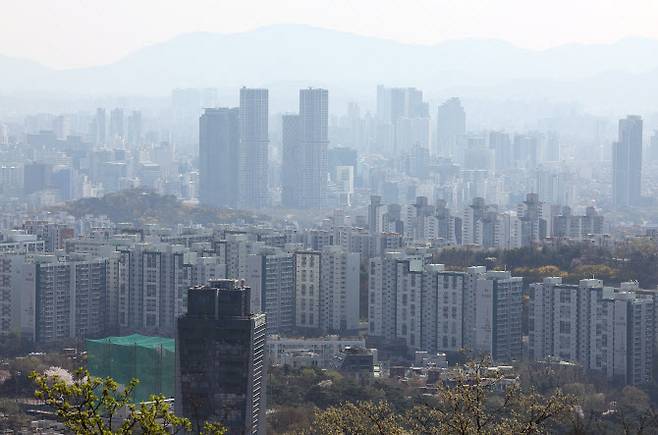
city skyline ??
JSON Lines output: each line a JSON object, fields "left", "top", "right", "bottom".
{"left": 3, "top": 3, "right": 658, "bottom": 432}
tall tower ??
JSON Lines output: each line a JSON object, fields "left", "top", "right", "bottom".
{"left": 109, "top": 108, "right": 124, "bottom": 143}
{"left": 239, "top": 88, "right": 269, "bottom": 209}
{"left": 436, "top": 98, "right": 466, "bottom": 158}
{"left": 299, "top": 88, "right": 329, "bottom": 209}
{"left": 198, "top": 108, "right": 240, "bottom": 208}
{"left": 613, "top": 115, "right": 643, "bottom": 207}
{"left": 176, "top": 279, "right": 267, "bottom": 434}
{"left": 94, "top": 108, "right": 106, "bottom": 147}
{"left": 281, "top": 114, "right": 302, "bottom": 208}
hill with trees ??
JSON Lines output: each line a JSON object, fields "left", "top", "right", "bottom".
{"left": 56, "top": 189, "right": 264, "bottom": 226}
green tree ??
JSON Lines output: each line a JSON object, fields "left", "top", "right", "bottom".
{"left": 0, "top": 398, "right": 29, "bottom": 431}
{"left": 311, "top": 401, "right": 407, "bottom": 435}
{"left": 309, "top": 359, "right": 574, "bottom": 435}
{"left": 30, "top": 368, "right": 225, "bottom": 435}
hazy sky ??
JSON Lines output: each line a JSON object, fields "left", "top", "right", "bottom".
{"left": 3, "top": 0, "right": 658, "bottom": 69}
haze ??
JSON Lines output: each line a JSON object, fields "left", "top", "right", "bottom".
{"left": 4, "top": 2, "right": 658, "bottom": 434}
{"left": 3, "top": 0, "right": 658, "bottom": 69}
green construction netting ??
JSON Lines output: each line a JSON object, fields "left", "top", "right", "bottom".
{"left": 86, "top": 334, "right": 175, "bottom": 402}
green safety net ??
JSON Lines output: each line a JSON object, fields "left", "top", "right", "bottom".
{"left": 86, "top": 334, "right": 175, "bottom": 402}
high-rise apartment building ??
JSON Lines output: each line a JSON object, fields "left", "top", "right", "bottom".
{"left": 473, "top": 270, "right": 523, "bottom": 361}
{"left": 281, "top": 114, "right": 302, "bottom": 208}
{"left": 368, "top": 252, "right": 431, "bottom": 342}
{"left": 369, "top": 258, "right": 522, "bottom": 361}
{"left": 198, "top": 108, "right": 240, "bottom": 208}
{"left": 376, "top": 86, "right": 429, "bottom": 155}
{"left": 126, "top": 110, "right": 142, "bottom": 147}
{"left": 176, "top": 279, "right": 266, "bottom": 434}
{"left": 293, "top": 251, "right": 321, "bottom": 331}
{"left": 239, "top": 88, "right": 269, "bottom": 209}
{"left": 116, "top": 244, "right": 189, "bottom": 336}
{"left": 94, "top": 108, "right": 106, "bottom": 147}
{"left": 0, "top": 254, "right": 108, "bottom": 343}
{"left": 299, "top": 88, "right": 329, "bottom": 208}
{"left": 246, "top": 248, "right": 294, "bottom": 334}
{"left": 529, "top": 278, "right": 655, "bottom": 385}
{"left": 319, "top": 246, "right": 360, "bottom": 334}
{"left": 435, "top": 98, "right": 465, "bottom": 158}
{"left": 109, "top": 108, "right": 124, "bottom": 143}
{"left": 612, "top": 115, "right": 643, "bottom": 207}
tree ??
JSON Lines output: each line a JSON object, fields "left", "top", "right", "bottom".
{"left": 309, "top": 359, "right": 574, "bottom": 435}
{"left": 311, "top": 401, "right": 408, "bottom": 435}
{"left": 30, "top": 368, "right": 225, "bottom": 435}
{"left": 0, "top": 398, "right": 29, "bottom": 431}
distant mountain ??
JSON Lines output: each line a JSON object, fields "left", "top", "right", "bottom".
{"left": 2, "top": 25, "right": 658, "bottom": 108}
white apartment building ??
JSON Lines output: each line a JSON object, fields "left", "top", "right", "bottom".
{"left": 320, "top": 246, "right": 360, "bottom": 334}
{"left": 529, "top": 277, "right": 655, "bottom": 385}
{"left": 293, "top": 251, "right": 321, "bottom": 330}
{"left": 369, "top": 256, "right": 522, "bottom": 361}
{"left": 117, "top": 243, "right": 189, "bottom": 336}
{"left": 1, "top": 253, "right": 108, "bottom": 343}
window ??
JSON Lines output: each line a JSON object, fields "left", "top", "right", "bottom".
{"left": 146, "top": 284, "right": 156, "bottom": 297}
{"left": 559, "top": 321, "right": 571, "bottom": 334}
{"left": 146, "top": 254, "right": 157, "bottom": 268}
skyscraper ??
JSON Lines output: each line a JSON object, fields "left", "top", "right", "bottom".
{"left": 436, "top": 98, "right": 466, "bottom": 158}
{"left": 612, "top": 115, "right": 643, "bottom": 207}
{"left": 198, "top": 108, "right": 240, "bottom": 208}
{"left": 281, "top": 114, "right": 302, "bottom": 208}
{"left": 109, "top": 108, "right": 124, "bottom": 143}
{"left": 126, "top": 110, "right": 142, "bottom": 147}
{"left": 176, "top": 279, "right": 266, "bottom": 434}
{"left": 239, "top": 88, "right": 269, "bottom": 209}
{"left": 299, "top": 88, "right": 329, "bottom": 208}
{"left": 376, "top": 86, "right": 429, "bottom": 155}
{"left": 94, "top": 108, "right": 106, "bottom": 147}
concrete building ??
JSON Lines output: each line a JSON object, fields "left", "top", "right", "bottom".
{"left": 198, "top": 108, "right": 240, "bottom": 208}
{"left": 117, "top": 243, "right": 189, "bottom": 337}
{"left": 267, "top": 334, "right": 365, "bottom": 368}
{"left": 281, "top": 114, "right": 302, "bottom": 208}
{"left": 435, "top": 98, "right": 465, "bottom": 158}
{"left": 369, "top": 260, "right": 521, "bottom": 361}
{"left": 612, "top": 115, "right": 643, "bottom": 207}
{"left": 420, "top": 265, "right": 464, "bottom": 353}
{"left": 3, "top": 254, "right": 109, "bottom": 343}
{"left": 528, "top": 278, "right": 655, "bottom": 385}
{"left": 473, "top": 270, "right": 523, "bottom": 362}
{"left": 246, "top": 248, "right": 294, "bottom": 334}
{"left": 319, "top": 246, "right": 360, "bottom": 334}
{"left": 239, "top": 88, "right": 269, "bottom": 209}
{"left": 299, "top": 88, "right": 329, "bottom": 208}
{"left": 293, "top": 251, "right": 321, "bottom": 331}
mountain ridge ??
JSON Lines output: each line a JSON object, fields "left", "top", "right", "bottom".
{"left": 1, "top": 24, "right": 657, "bottom": 106}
